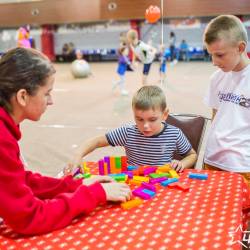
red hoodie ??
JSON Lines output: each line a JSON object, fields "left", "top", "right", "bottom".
{"left": 0, "top": 107, "right": 106, "bottom": 235}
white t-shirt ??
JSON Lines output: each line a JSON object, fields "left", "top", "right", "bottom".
{"left": 204, "top": 64, "right": 250, "bottom": 172}
{"left": 134, "top": 41, "right": 155, "bottom": 64}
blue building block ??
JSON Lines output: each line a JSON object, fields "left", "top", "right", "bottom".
{"left": 141, "top": 189, "right": 156, "bottom": 197}
{"left": 161, "top": 178, "right": 179, "bottom": 187}
{"left": 188, "top": 172, "right": 208, "bottom": 180}
{"left": 127, "top": 165, "right": 138, "bottom": 171}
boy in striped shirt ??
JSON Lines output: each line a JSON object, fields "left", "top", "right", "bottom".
{"left": 70, "top": 86, "right": 197, "bottom": 172}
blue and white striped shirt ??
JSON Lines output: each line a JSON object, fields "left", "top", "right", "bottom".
{"left": 106, "top": 123, "right": 192, "bottom": 166}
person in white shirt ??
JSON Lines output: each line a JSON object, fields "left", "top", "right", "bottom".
{"left": 203, "top": 15, "right": 250, "bottom": 185}
{"left": 127, "top": 29, "right": 157, "bottom": 85}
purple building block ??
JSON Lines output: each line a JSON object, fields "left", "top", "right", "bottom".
{"left": 132, "top": 187, "right": 151, "bottom": 200}
{"left": 149, "top": 177, "right": 168, "bottom": 184}
{"left": 143, "top": 167, "right": 157, "bottom": 176}
{"left": 141, "top": 182, "right": 156, "bottom": 192}
{"left": 103, "top": 156, "right": 111, "bottom": 174}
{"left": 122, "top": 171, "right": 133, "bottom": 179}
{"left": 98, "top": 159, "right": 104, "bottom": 175}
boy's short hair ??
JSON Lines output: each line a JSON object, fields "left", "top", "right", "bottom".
{"left": 127, "top": 29, "right": 138, "bottom": 42}
{"left": 132, "top": 85, "right": 166, "bottom": 112}
{"left": 204, "top": 15, "right": 248, "bottom": 45}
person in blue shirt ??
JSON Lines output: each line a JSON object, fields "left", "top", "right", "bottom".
{"left": 179, "top": 40, "right": 189, "bottom": 61}
{"left": 159, "top": 44, "right": 169, "bottom": 86}
{"left": 112, "top": 46, "right": 132, "bottom": 95}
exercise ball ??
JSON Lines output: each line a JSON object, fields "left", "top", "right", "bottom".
{"left": 71, "top": 59, "right": 91, "bottom": 78}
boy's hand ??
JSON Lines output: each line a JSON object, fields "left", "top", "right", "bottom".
{"left": 101, "top": 183, "right": 132, "bottom": 202}
{"left": 171, "top": 159, "right": 184, "bottom": 172}
{"left": 82, "top": 175, "right": 115, "bottom": 186}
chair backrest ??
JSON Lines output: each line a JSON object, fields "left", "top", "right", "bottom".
{"left": 166, "top": 114, "right": 208, "bottom": 161}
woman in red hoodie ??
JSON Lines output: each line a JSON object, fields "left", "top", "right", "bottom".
{"left": 0, "top": 47, "right": 131, "bottom": 235}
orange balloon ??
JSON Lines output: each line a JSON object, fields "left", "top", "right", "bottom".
{"left": 145, "top": 5, "right": 161, "bottom": 23}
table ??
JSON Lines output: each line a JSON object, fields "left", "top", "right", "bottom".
{"left": 0, "top": 169, "right": 250, "bottom": 250}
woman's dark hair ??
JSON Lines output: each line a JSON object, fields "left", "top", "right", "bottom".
{"left": 0, "top": 47, "right": 55, "bottom": 112}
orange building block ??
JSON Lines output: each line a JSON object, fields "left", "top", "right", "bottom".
{"left": 121, "top": 198, "right": 143, "bottom": 210}
{"left": 110, "top": 156, "right": 116, "bottom": 174}
{"left": 158, "top": 164, "right": 171, "bottom": 173}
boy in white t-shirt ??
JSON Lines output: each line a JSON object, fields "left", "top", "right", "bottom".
{"left": 203, "top": 15, "right": 250, "bottom": 185}
{"left": 127, "top": 29, "right": 157, "bottom": 85}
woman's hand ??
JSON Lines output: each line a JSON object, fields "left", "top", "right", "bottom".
{"left": 63, "top": 155, "right": 83, "bottom": 176}
{"left": 101, "top": 182, "right": 132, "bottom": 202}
{"left": 82, "top": 175, "right": 115, "bottom": 186}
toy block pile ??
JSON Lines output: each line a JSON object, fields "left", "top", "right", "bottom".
{"left": 72, "top": 156, "right": 208, "bottom": 210}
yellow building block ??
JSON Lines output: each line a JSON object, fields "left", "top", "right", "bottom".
{"left": 121, "top": 198, "right": 143, "bottom": 209}
{"left": 169, "top": 169, "right": 179, "bottom": 178}
{"left": 133, "top": 176, "right": 149, "bottom": 183}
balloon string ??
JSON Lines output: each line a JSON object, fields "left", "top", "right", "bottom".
{"left": 161, "top": 0, "right": 164, "bottom": 46}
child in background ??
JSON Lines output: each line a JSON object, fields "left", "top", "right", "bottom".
{"left": 169, "top": 31, "right": 177, "bottom": 64}
{"left": 179, "top": 39, "right": 189, "bottom": 61}
{"left": 0, "top": 47, "right": 131, "bottom": 235}
{"left": 69, "top": 85, "right": 197, "bottom": 172}
{"left": 75, "top": 49, "right": 83, "bottom": 60}
{"left": 113, "top": 46, "right": 132, "bottom": 95}
{"left": 203, "top": 15, "right": 250, "bottom": 185}
{"left": 127, "top": 29, "right": 157, "bottom": 85}
{"left": 159, "top": 44, "right": 168, "bottom": 86}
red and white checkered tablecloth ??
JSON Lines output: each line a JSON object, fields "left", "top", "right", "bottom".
{"left": 0, "top": 169, "right": 250, "bottom": 250}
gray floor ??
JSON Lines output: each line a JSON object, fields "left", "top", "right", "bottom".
{"left": 19, "top": 61, "right": 215, "bottom": 176}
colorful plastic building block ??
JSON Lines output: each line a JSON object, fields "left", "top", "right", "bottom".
{"left": 129, "top": 179, "right": 142, "bottom": 186}
{"left": 132, "top": 188, "right": 151, "bottom": 199}
{"left": 188, "top": 172, "right": 208, "bottom": 180}
{"left": 83, "top": 173, "right": 91, "bottom": 178}
{"left": 122, "top": 171, "right": 133, "bottom": 179}
{"left": 176, "top": 182, "right": 190, "bottom": 191}
{"left": 109, "top": 173, "right": 127, "bottom": 182}
{"left": 167, "top": 182, "right": 189, "bottom": 191}
{"left": 158, "top": 164, "right": 171, "bottom": 173}
{"left": 141, "top": 182, "right": 156, "bottom": 192}
{"left": 98, "top": 159, "right": 104, "bottom": 175}
{"left": 121, "top": 198, "right": 143, "bottom": 210}
{"left": 169, "top": 169, "right": 179, "bottom": 178}
{"left": 149, "top": 177, "right": 168, "bottom": 184}
{"left": 127, "top": 165, "right": 138, "bottom": 171}
{"left": 149, "top": 173, "right": 169, "bottom": 178}
{"left": 115, "top": 156, "right": 122, "bottom": 172}
{"left": 142, "top": 189, "right": 156, "bottom": 197}
{"left": 74, "top": 173, "right": 84, "bottom": 179}
{"left": 133, "top": 176, "right": 149, "bottom": 183}
{"left": 103, "top": 156, "right": 111, "bottom": 174}
{"left": 143, "top": 166, "right": 157, "bottom": 176}
{"left": 121, "top": 156, "right": 127, "bottom": 171}
{"left": 161, "top": 178, "right": 179, "bottom": 186}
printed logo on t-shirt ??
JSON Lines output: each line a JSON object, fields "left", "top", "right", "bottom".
{"left": 218, "top": 91, "right": 250, "bottom": 108}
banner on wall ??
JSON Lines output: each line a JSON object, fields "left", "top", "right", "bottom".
{"left": 169, "top": 18, "right": 201, "bottom": 29}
